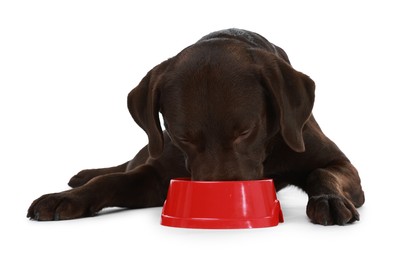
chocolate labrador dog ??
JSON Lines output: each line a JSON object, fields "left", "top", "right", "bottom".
{"left": 28, "top": 28, "right": 364, "bottom": 225}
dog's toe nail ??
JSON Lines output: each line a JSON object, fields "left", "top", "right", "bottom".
{"left": 54, "top": 213, "right": 60, "bottom": 221}
{"left": 34, "top": 212, "right": 40, "bottom": 220}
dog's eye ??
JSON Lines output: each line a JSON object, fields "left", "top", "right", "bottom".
{"left": 234, "top": 129, "right": 252, "bottom": 143}
{"left": 179, "top": 138, "right": 191, "bottom": 144}
{"left": 176, "top": 136, "right": 195, "bottom": 147}
{"left": 234, "top": 123, "right": 258, "bottom": 144}
{"left": 239, "top": 130, "right": 251, "bottom": 137}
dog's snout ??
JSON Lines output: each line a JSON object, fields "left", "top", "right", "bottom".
{"left": 188, "top": 152, "right": 263, "bottom": 181}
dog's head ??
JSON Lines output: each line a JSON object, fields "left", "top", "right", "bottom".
{"left": 128, "top": 40, "right": 315, "bottom": 181}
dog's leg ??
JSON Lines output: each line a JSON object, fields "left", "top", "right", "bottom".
{"left": 304, "top": 161, "right": 365, "bottom": 225}
{"left": 27, "top": 164, "right": 165, "bottom": 221}
{"left": 68, "top": 162, "right": 129, "bottom": 188}
{"left": 68, "top": 145, "right": 150, "bottom": 188}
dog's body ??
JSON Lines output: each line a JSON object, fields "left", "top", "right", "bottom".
{"left": 28, "top": 29, "right": 364, "bottom": 225}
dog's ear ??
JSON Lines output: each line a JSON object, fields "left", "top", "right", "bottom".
{"left": 127, "top": 60, "right": 171, "bottom": 159}
{"left": 259, "top": 52, "right": 315, "bottom": 152}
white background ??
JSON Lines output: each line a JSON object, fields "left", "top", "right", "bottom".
{"left": 1, "top": 0, "right": 395, "bottom": 259}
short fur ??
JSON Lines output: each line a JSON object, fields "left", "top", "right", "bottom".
{"left": 28, "top": 29, "right": 364, "bottom": 225}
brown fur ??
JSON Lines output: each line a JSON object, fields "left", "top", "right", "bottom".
{"left": 28, "top": 29, "right": 364, "bottom": 225}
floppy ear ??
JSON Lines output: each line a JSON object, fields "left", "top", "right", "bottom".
{"left": 127, "top": 60, "right": 170, "bottom": 159}
{"left": 260, "top": 52, "right": 315, "bottom": 152}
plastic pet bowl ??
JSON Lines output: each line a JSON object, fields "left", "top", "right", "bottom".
{"left": 161, "top": 178, "right": 283, "bottom": 229}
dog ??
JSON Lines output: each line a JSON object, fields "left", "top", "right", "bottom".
{"left": 27, "top": 28, "right": 365, "bottom": 225}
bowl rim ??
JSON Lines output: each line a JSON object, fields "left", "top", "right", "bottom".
{"left": 169, "top": 177, "right": 275, "bottom": 184}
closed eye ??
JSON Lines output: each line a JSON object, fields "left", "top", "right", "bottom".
{"left": 234, "top": 130, "right": 250, "bottom": 142}
{"left": 234, "top": 125, "right": 256, "bottom": 143}
{"left": 174, "top": 136, "right": 196, "bottom": 148}
{"left": 178, "top": 138, "right": 192, "bottom": 145}
{"left": 175, "top": 133, "right": 206, "bottom": 152}
{"left": 239, "top": 129, "right": 251, "bottom": 137}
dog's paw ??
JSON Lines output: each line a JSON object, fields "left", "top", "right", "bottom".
{"left": 27, "top": 191, "right": 94, "bottom": 221}
{"left": 68, "top": 170, "right": 98, "bottom": 188}
{"left": 306, "top": 194, "right": 360, "bottom": 225}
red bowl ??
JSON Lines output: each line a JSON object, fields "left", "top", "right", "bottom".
{"left": 161, "top": 178, "right": 283, "bottom": 229}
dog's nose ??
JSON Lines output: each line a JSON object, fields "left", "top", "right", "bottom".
{"left": 188, "top": 148, "right": 264, "bottom": 181}
{"left": 190, "top": 163, "right": 253, "bottom": 181}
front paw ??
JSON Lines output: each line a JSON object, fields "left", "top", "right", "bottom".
{"left": 306, "top": 194, "right": 360, "bottom": 225}
{"left": 68, "top": 169, "right": 98, "bottom": 188}
{"left": 27, "top": 191, "right": 95, "bottom": 221}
